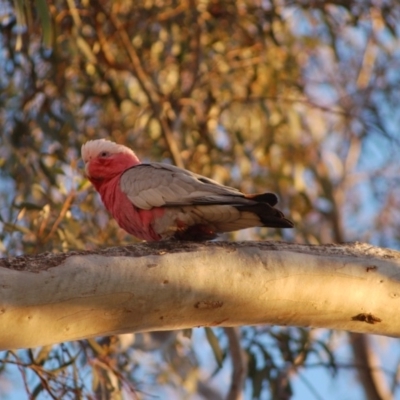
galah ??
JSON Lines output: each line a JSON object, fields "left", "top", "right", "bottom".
{"left": 81, "top": 139, "right": 293, "bottom": 241}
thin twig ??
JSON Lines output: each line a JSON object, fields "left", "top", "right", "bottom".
{"left": 297, "top": 372, "right": 325, "bottom": 400}
{"left": 44, "top": 191, "right": 76, "bottom": 243}
{"left": 158, "top": 116, "right": 185, "bottom": 168}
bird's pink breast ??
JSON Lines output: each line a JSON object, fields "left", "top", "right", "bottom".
{"left": 96, "top": 175, "right": 165, "bottom": 241}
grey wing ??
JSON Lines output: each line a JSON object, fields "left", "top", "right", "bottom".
{"left": 120, "top": 163, "right": 247, "bottom": 210}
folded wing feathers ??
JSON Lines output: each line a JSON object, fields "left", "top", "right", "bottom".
{"left": 120, "top": 164, "right": 285, "bottom": 224}
{"left": 119, "top": 163, "right": 293, "bottom": 232}
{"left": 121, "top": 163, "right": 248, "bottom": 208}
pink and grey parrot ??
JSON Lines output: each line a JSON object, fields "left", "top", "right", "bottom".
{"left": 81, "top": 139, "right": 293, "bottom": 241}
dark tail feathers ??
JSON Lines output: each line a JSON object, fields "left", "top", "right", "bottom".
{"left": 237, "top": 201, "right": 294, "bottom": 228}
{"left": 244, "top": 192, "right": 278, "bottom": 206}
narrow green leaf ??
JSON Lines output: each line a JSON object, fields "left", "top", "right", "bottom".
{"left": 35, "top": 345, "right": 53, "bottom": 365}
{"left": 15, "top": 202, "right": 43, "bottom": 211}
{"left": 12, "top": 0, "right": 27, "bottom": 50}
{"left": 39, "top": 159, "right": 57, "bottom": 186}
{"left": 32, "top": 382, "right": 44, "bottom": 399}
{"left": 35, "top": 0, "right": 53, "bottom": 49}
{"left": 87, "top": 338, "right": 107, "bottom": 356}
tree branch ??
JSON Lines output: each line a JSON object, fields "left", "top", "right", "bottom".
{"left": 350, "top": 333, "right": 393, "bottom": 400}
{"left": 0, "top": 241, "right": 399, "bottom": 350}
{"left": 224, "top": 327, "right": 247, "bottom": 400}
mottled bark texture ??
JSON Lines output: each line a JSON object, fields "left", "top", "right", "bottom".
{"left": 0, "top": 241, "right": 399, "bottom": 350}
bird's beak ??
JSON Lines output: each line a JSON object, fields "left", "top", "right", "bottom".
{"left": 84, "top": 162, "right": 90, "bottom": 177}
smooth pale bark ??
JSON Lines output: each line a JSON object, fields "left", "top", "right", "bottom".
{"left": 0, "top": 241, "right": 399, "bottom": 350}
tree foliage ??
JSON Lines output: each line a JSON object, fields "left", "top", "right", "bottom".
{"left": 1, "top": 0, "right": 400, "bottom": 398}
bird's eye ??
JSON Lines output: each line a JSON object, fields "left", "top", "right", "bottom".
{"left": 99, "top": 151, "right": 110, "bottom": 157}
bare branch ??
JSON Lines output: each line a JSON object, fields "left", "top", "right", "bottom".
{"left": 1, "top": 241, "right": 400, "bottom": 350}
{"left": 224, "top": 327, "right": 247, "bottom": 400}
{"left": 350, "top": 333, "right": 393, "bottom": 400}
